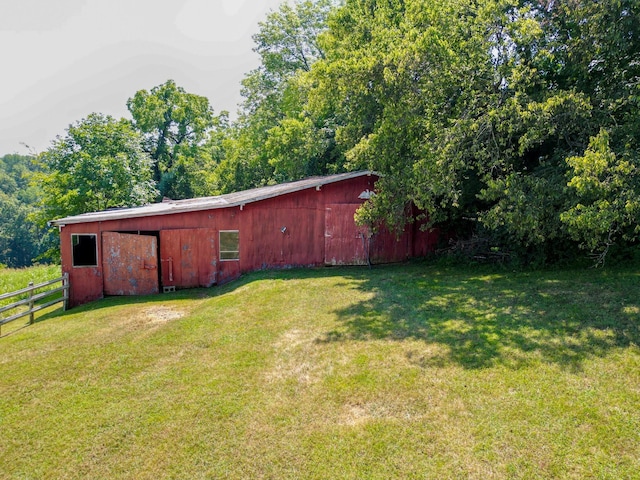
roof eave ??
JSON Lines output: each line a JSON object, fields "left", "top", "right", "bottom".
{"left": 50, "top": 170, "right": 378, "bottom": 227}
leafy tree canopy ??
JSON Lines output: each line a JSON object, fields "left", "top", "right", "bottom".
{"left": 0, "top": 154, "right": 53, "bottom": 267}
{"left": 299, "top": 0, "right": 640, "bottom": 264}
{"left": 214, "top": 0, "right": 340, "bottom": 193}
{"left": 127, "top": 79, "right": 217, "bottom": 199}
{"left": 34, "top": 113, "right": 158, "bottom": 223}
{"left": 5, "top": 0, "right": 640, "bottom": 267}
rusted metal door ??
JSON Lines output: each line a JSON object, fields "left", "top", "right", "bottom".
{"left": 324, "top": 204, "right": 368, "bottom": 266}
{"left": 102, "top": 232, "right": 159, "bottom": 296}
{"left": 160, "top": 229, "right": 217, "bottom": 288}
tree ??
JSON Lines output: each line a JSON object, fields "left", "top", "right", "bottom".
{"left": 242, "top": 0, "right": 334, "bottom": 117}
{"left": 0, "top": 193, "right": 48, "bottom": 267}
{"left": 561, "top": 129, "right": 640, "bottom": 265}
{"left": 34, "top": 113, "right": 157, "bottom": 224}
{"left": 303, "top": 0, "right": 640, "bottom": 264}
{"left": 309, "top": 0, "right": 488, "bottom": 229}
{"left": 127, "top": 79, "right": 215, "bottom": 199}
{"left": 0, "top": 154, "right": 53, "bottom": 267}
{"left": 216, "top": 0, "right": 339, "bottom": 192}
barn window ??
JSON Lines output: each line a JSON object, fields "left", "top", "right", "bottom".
{"left": 71, "top": 234, "right": 98, "bottom": 267}
{"left": 220, "top": 230, "right": 239, "bottom": 261}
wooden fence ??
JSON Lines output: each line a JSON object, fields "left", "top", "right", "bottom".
{"left": 0, "top": 273, "right": 69, "bottom": 335}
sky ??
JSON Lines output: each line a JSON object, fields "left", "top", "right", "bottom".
{"left": 0, "top": 0, "right": 285, "bottom": 155}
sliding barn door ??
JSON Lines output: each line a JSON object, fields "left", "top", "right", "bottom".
{"left": 159, "top": 229, "right": 217, "bottom": 288}
{"left": 324, "top": 204, "right": 368, "bottom": 266}
{"left": 102, "top": 232, "right": 159, "bottom": 296}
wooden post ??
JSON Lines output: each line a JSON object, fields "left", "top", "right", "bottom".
{"left": 28, "top": 281, "right": 35, "bottom": 325}
{"left": 63, "top": 272, "right": 69, "bottom": 311}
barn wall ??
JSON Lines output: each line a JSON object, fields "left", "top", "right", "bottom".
{"left": 60, "top": 209, "right": 243, "bottom": 307}
{"left": 369, "top": 207, "right": 440, "bottom": 263}
{"left": 159, "top": 229, "right": 217, "bottom": 288}
{"left": 87, "top": 209, "right": 243, "bottom": 286}
{"left": 239, "top": 174, "right": 378, "bottom": 270}
{"left": 240, "top": 188, "right": 325, "bottom": 270}
{"left": 321, "top": 175, "right": 376, "bottom": 203}
{"left": 102, "top": 232, "right": 159, "bottom": 296}
{"left": 59, "top": 173, "right": 440, "bottom": 308}
{"left": 60, "top": 222, "right": 105, "bottom": 307}
{"left": 411, "top": 208, "right": 441, "bottom": 257}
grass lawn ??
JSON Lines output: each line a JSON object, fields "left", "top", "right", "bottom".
{"left": 1, "top": 262, "right": 639, "bottom": 478}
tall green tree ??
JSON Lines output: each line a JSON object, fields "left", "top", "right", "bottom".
{"left": 214, "top": 0, "right": 339, "bottom": 192}
{"left": 304, "top": 0, "right": 640, "bottom": 264}
{"left": 0, "top": 154, "right": 52, "bottom": 267}
{"left": 127, "top": 79, "right": 215, "bottom": 199}
{"left": 34, "top": 113, "right": 157, "bottom": 224}
{"left": 0, "top": 194, "right": 51, "bottom": 267}
{"left": 242, "top": 0, "right": 334, "bottom": 117}
{"left": 309, "top": 0, "right": 492, "bottom": 230}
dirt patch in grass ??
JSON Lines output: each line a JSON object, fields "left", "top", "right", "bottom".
{"left": 339, "top": 402, "right": 400, "bottom": 425}
{"left": 267, "top": 328, "right": 326, "bottom": 385}
{"left": 122, "top": 306, "right": 185, "bottom": 330}
{"left": 143, "top": 306, "right": 184, "bottom": 324}
{"left": 337, "top": 394, "right": 432, "bottom": 426}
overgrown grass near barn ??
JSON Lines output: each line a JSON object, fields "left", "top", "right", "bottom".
{"left": 0, "top": 264, "right": 62, "bottom": 335}
{"left": 0, "top": 264, "right": 61, "bottom": 304}
{"left": 1, "top": 262, "right": 639, "bottom": 479}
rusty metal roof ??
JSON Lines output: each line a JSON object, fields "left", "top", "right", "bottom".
{"left": 50, "top": 171, "right": 376, "bottom": 226}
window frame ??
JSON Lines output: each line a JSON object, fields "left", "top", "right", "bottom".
{"left": 219, "top": 230, "right": 240, "bottom": 261}
{"left": 71, "top": 233, "right": 99, "bottom": 268}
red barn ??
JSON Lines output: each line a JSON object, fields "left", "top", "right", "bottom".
{"left": 50, "top": 171, "right": 438, "bottom": 307}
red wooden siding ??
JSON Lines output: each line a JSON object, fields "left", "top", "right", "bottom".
{"left": 324, "top": 204, "right": 368, "bottom": 265}
{"left": 58, "top": 173, "right": 440, "bottom": 308}
{"left": 160, "top": 229, "right": 217, "bottom": 288}
{"left": 59, "top": 223, "right": 102, "bottom": 306}
{"left": 239, "top": 189, "right": 325, "bottom": 269}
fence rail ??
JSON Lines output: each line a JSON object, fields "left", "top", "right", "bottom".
{"left": 0, "top": 273, "right": 69, "bottom": 334}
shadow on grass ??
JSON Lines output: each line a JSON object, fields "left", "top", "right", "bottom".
{"left": 320, "top": 262, "right": 640, "bottom": 370}
{"left": 0, "top": 321, "right": 32, "bottom": 338}
{"left": 1, "top": 299, "right": 66, "bottom": 338}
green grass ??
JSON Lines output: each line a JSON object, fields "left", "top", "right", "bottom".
{"left": 0, "top": 265, "right": 61, "bottom": 302}
{"left": 1, "top": 262, "right": 639, "bottom": 479}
